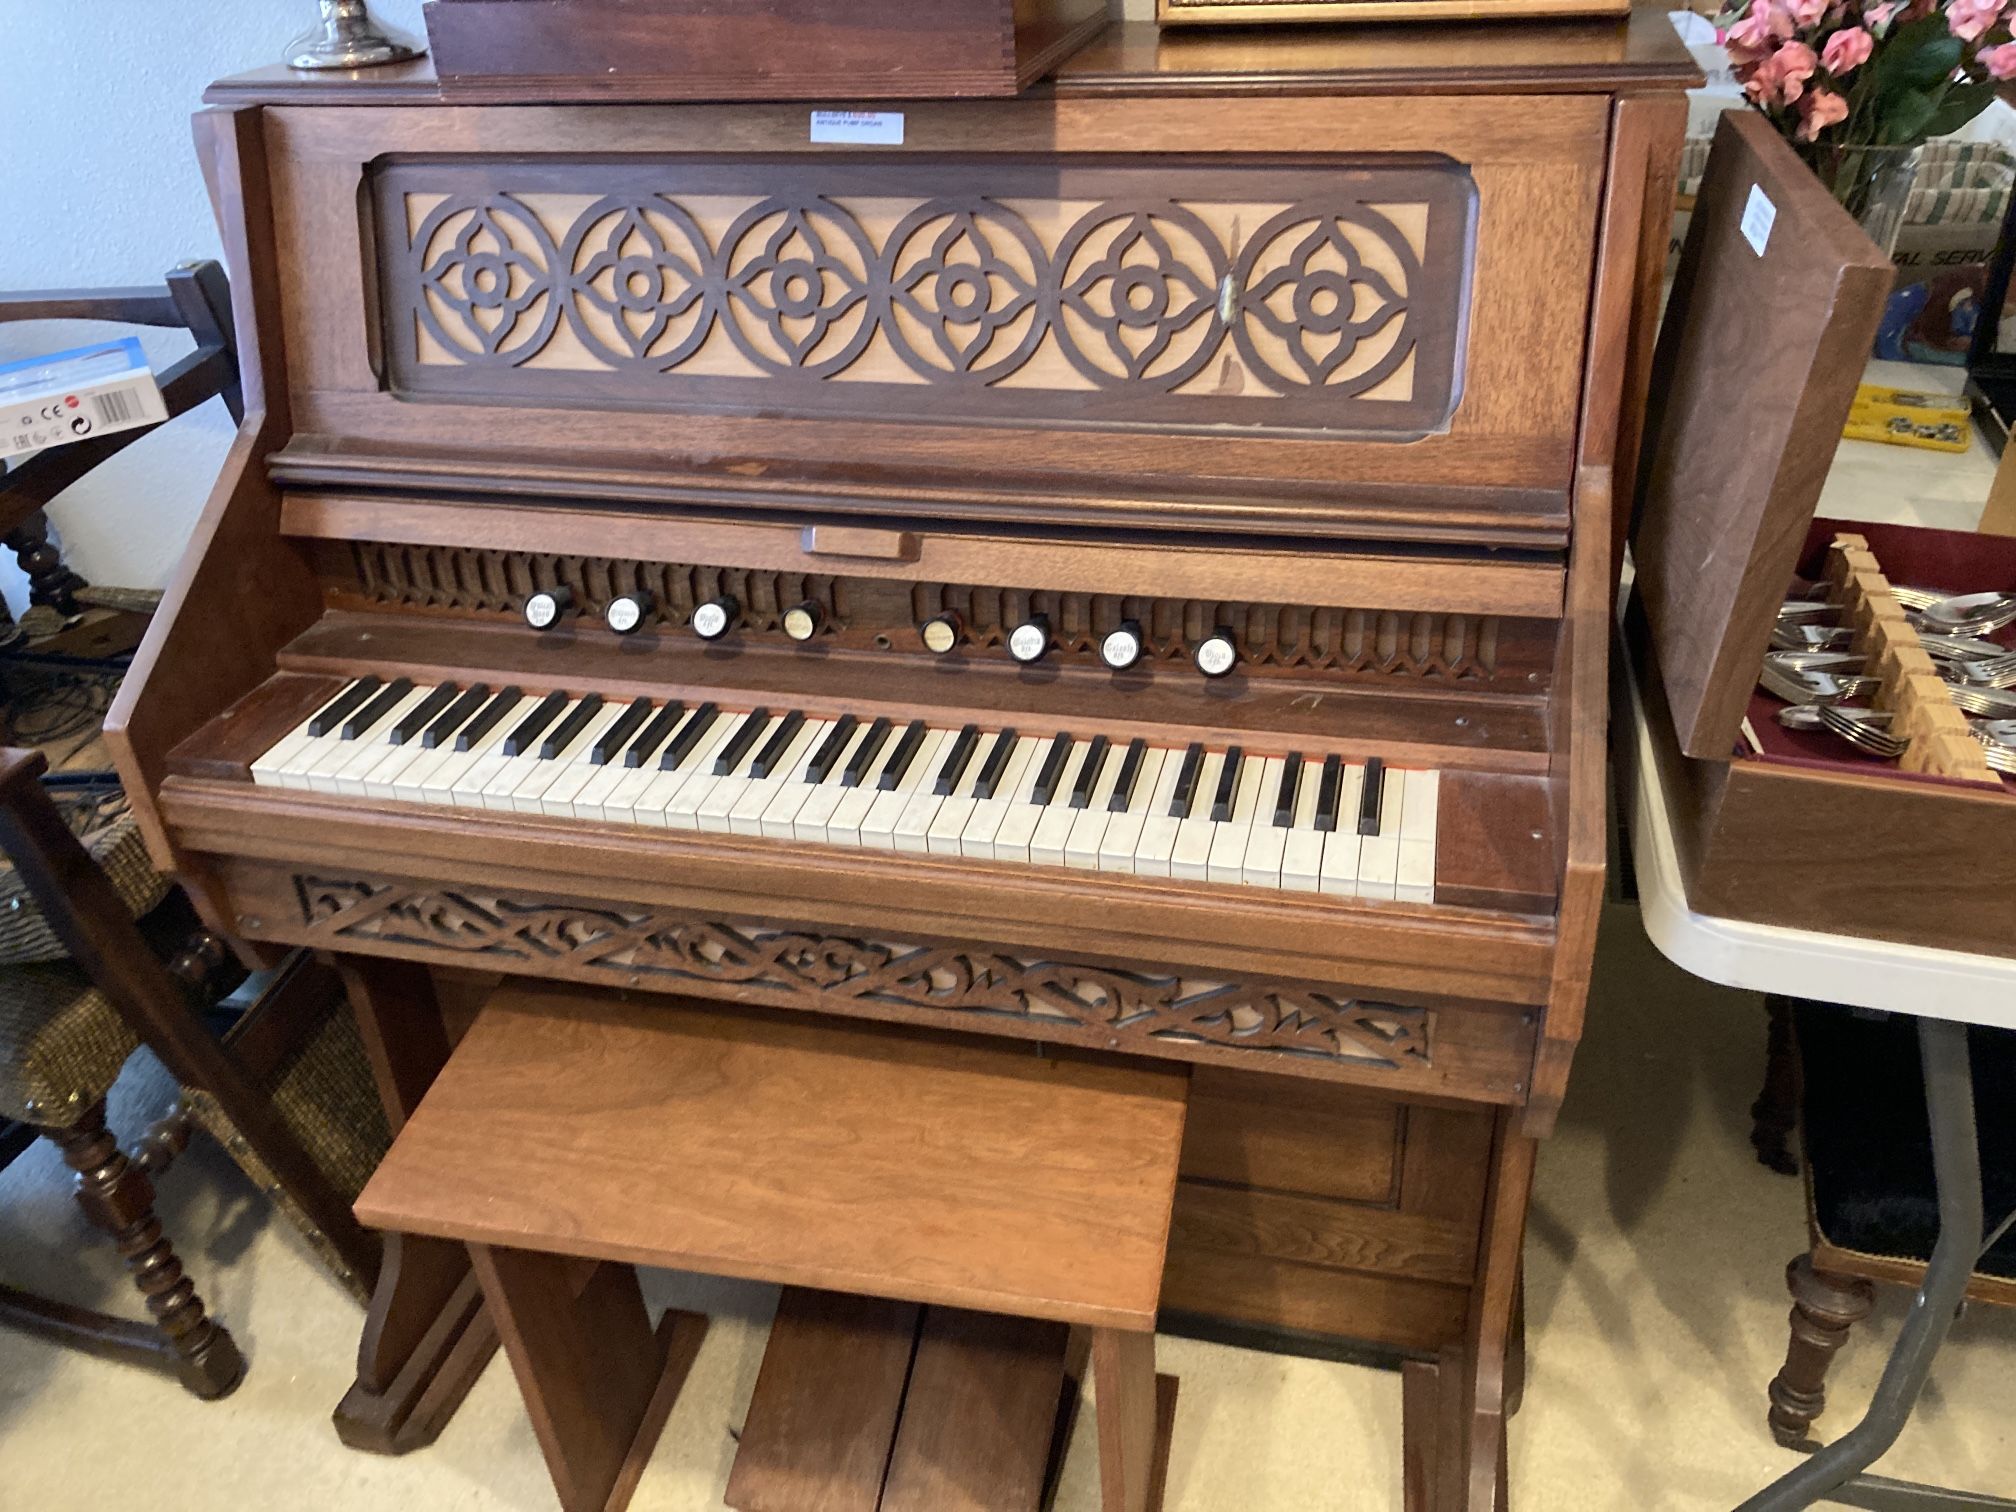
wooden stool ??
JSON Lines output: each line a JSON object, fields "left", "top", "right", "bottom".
{"left": 356, "top": 983, "right": 1188, "bottom": 1512}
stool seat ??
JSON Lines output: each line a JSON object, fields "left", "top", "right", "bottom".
{"left": 358, "top": 983, "right": 1188, "bottom": 1331}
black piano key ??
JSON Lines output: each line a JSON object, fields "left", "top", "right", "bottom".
{"left": 1210, "top": 746, "right": 1244, "bottom": 822}
{"left": 934, "top": 724, "right": 980, "bottom": 796}
{"left": 971, "top": 728, "right": 1019, "bottom": 800}
{"left": 842, "top": 717, "right": 893, "bottom": 788}
{"left": 1358, "top": 757, "right": 1387, "bottom": 837}
{"left": 591, "top": 698, "right": 653, "bottom": 765}
{"left": 454, "top": 686, "right": 524, "bottom": 751}
{"left": 712, "top": 709, "right": 772, "bottom": 775}
{"left": 1070, "top": 735, "right": 1110, "bottom": 810}
{"left": 749, "top": 711, "right": 807, "bottom": 779}
{"left": 308, "top": 677, "right": 380, "bottom": 738}
{"left": 421, "top": 683, "right": 490, "bottom": 750}
{"left": 1168, "top": 742, "right": 1205, "bottom": 820}
{"left": 501, "top": 691, "right": 567, "bottom": 757}
{"left": 1315, "top": 754, "right": 1343, "bottom": 834}
{"left": 539, "top": 693, "right": 604, "bottom": 759}
{"left": 660, "top": 702, "right": 720, "bottom": 769}
{"left": 389, "top": 683, "right": 459, "bottom": 746}
{"left": 1031, "top": 733, "right": 1074, "bottom": 806}
{"left": 1108, "top": 738, "right": 1147, "bottom": 813}
{"left": 625, "top": 701, "right": 685, "bottom": 767}
{"left": 342, "top": 678, "right": 414, "bottom": 740}
{"left": 877, "top": 720, "right": 930, "bottom": 791}
{"left": 804, "top": 714, "right": 859, "bottom": 784}
{"left": 1274, "top": 752, "right": 1303, "bottom": 828}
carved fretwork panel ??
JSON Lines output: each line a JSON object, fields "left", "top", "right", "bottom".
{"left": 288, "top": 873, "right": 1441, "bottom": 1074}
{"left": 373, "top": 157, "right": 1474, "bottom": 437}
{"left": 333, "top": 539, "right": 1518, "bottom": 682}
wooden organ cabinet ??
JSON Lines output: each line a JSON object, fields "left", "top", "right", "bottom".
{"left": 109, "top": 17, "right": 1695, "bottom": 1510}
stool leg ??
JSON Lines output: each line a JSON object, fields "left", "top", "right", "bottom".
{"left": 53, "top": 1101, "right": 243, "bottom": 1399}
{"left": 1091, "top": 1328, "right": 1174, "bottom": 1512}
{"left": 466, "top": 1246, "right": 705, "bottom": 1512}
{"left": 1767, "top": 1253, "right": 1874, "bottom": 1448}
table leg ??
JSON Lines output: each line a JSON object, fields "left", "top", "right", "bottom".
{"left": 1734, "top": 1018, "right": 2006, "bottom": 1512}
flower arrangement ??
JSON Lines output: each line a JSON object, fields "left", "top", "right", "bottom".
{"left": 1714, "top": 0, "right": 2012, "bottom": 217}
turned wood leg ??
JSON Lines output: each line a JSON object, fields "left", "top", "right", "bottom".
{"left": 1750, "top": 998, "right": 1801, "bottom": 1177}
{"left": 53, "top": 1101, "right": 243, "bottom": 1399}
{"left": 331, "top": 954, "right": 498, "bottom": 1453}
{"left": 466, "top": 1247, "right": 706, "bottom": 1512}
{"left": 1767, "top": 1253, "right": 1875, "bottom": 1447}
{"left": 4, "top": 511, "right": 87, "bottom": 617}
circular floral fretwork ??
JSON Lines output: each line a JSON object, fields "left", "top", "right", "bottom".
{"left": 1234, "top": 204, "right": 1418, "bottom": 393}
{"left": 881, "top": 200, "right": 1047, "bottom": 385}
{"left": 412, "top": 196, "right": 560, "bottom": 365}
{"left": 1051, "top": 204, "right": 1226, "bottom": 391}
{"left": 718, "top": 199, "right": 877, "bottom": 378}
{"left": 560, "top": 197, "right": 715, "bottom": 369}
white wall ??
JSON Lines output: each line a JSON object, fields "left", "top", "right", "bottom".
{"left": 0, "top": 1, "right": 1156, "bottom": 616}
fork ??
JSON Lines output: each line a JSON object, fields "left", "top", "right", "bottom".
{"left": 1973, "top": 735, "right": 2016, "bottom": 776}
{"left": 1946, "top": 684, "right": 2016, "bottom": 718}
{"left": 1759, "top": 663, "right": 1881, "bottom": 705}
{"left": 1817, "top": 703, "right": 1909, "bottom": 759}
{"left": 1890, "top": 585, "right": 1946, "bottom": 611}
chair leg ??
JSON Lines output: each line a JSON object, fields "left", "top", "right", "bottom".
{"left": 52, "top": 1100, "right": 244, "bottom": 1399}
{"left": 1766, "top": 1253, "right": 1873, "bottom": 1448}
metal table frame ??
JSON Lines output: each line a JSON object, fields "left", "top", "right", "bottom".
{"left": 1617, "top": 654, "right": 2015, "bottom": 1512}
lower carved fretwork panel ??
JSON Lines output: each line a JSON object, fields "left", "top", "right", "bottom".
{"left": 224, "top": 865, "right": 1533, "bottom": 1102}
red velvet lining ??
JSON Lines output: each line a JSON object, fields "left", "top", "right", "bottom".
{"left": 1737, "top": 517, "right": 2015, "bottom": 792}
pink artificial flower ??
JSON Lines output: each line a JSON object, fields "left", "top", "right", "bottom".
{"left": 1787, "top": 0, "right": 1829, "bottom": 25}
{"left": 1798, "top": 87, "right": 1852, "bottom": 139}
{"left": 1948, "top": 0, "right": 2002, "bottom": 37}
{"left": 1866, "top": 0, "right": 1902, "bottom": 25}
{"left": 1984, "top": 39, "right": 2016, "bottom": 75}
{"left": 1721, "top": 7, "right": 1775, "bottom": 61}
{"left": 1775, "top": 39, "right": 1820, "bottom": 101}
{"left": 1821, "top": 25, "right": 1873, "bottom": 72}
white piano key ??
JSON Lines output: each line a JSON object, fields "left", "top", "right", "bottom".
{"left": 1130, "top": 749, "right": 1188, "bottom": 878}
{"left": 577, "top": 706, "right": 692, "bottom": 823}
{"left": 1063, "top": 745, "right": 1126, "bottom": 869}
{"left": 516, "top": 702, "right": 627, "bottom": 814}
{"left": 991, "top": 736, "right": 1073, "bottom": 865}
{"left": 1237, "top": 757, "right": 1288, "bottom": 887}
{"left": 696, "top": 713, "right": 782, "bottom": 832}
{"left": 1169, "top": 751, "right": 1225, "bottom": 881}
{"left": 1396, "top": 768, "right": 1440, "bottom": 903}
{"left": 436, "top": 696, "right": 544, "bottom": 808}
{"left": 630, "top": 711, "right": 743, "bottom": 828}
{"left": 894, "top": 729, "right": 972, "bottom": 854}
{"left": 1206, "top": 755, "right": 1267, "bottom": 884}
{"left": 957, "top": 736, "right": 1041, "bottom": 859}
{"left": 824, "top": 730, "right": 905, "bottom": 848}
{"left": 1318, "top": 764, "right": 1366, "bottom": 897}
{"left": 1097, "top": 747, "right": 1168, "bottom": 874}
{"left": 791, "top": 724, "right": 878, "bottom": 845}
{"left": 731, "top": 719, "right": 828, "bottom": 837}
{"left": 1028, "top": 741, "right": 1096, "bottom": 867}
{"left": 861, "top": 728, "right": 948, "bottom": 850}
{"left": 1357, "top": 767, "right": 1405, "bottom": 900}
{"left": 356, "top": 710, "right": 451, "bottom": 799}
{"left": 1278, "top": 756, "right": 1324, "bottom": 893}
{"left": 474, "top": 697, "right": 580, "bottom": 810}
{"left": 968, "top": 736, "right": 1049, "bottom": 862}
{"left": 250, "top": 686, "right": 356, "bottom": 788}
{"left": 324, "top": 686, "right": 435, "bottom": 796}
{"left": 924, "top": 731, "right": 1002, "bottom": 856}
{"left": 662, "top": 712, "right": 761, "bottom": 830}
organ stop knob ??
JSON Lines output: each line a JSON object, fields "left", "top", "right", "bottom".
{"left": 1194, "top": 628, "right": 1239, "bottom": 679}
{"left": 919, "top": 612, "right": 962, "bottom": 655}
{"left": 523, "top": 586, "right": 574, "bottom": 630}
{"left": 1007, "top": 614, "right": 1051, "bottom": 665}
{"left": 1101, "top": 621, "right": 1146, "bottom": 670}
{"left": 604, "top": 591, "right": 655, "bottom": 635}
{"left": 691, "top": 596, "right": 739, "bottom": 640}
{"left": 782, "top": 601, "right": 825, "bottom": 642}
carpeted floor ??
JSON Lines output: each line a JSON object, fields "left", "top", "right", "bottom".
{"left": 1, "top": 902, "right": 2010, "bottom": 1510}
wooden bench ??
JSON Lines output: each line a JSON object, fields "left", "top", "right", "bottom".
{"left": 356, "top": 981, "right": 1188, "bottom": 1512}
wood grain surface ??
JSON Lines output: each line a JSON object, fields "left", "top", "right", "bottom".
{"left": 357, "top": 984, "right": 1188, "bottom": 1329}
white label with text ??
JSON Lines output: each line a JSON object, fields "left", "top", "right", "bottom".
{"left": 1740, "top": 183, "right": 1777, "bottom": 257}
{"left": 811, "top": 110, "right": 905, "bottom": 146}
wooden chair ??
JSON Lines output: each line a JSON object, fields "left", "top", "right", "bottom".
{"left": 1764, "top": 1000, "right": 2016, "bottom": 1447}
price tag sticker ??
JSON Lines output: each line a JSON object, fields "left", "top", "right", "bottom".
{"left": 811, "top": 110, "right": 905, "bottom": 146}
{"left": 1740, "top": 183, "right": 1777, "bottom": 257}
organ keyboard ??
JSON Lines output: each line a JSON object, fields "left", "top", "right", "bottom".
{"left": 107, "top": 20, "right": 1696, "bottom": 1511}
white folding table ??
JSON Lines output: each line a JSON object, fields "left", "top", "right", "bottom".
{"left": 1617, "top": 650, "right": 2016, "bottom": 1512}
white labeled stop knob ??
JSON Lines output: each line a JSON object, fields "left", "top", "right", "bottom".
{"left": 524, "top": 586, "right": 573, "bottom": 630}
{"left": 1007, "top": 615, "right": 1051, "bottom": 665}
{"left": 605, "top": 591, "right": 655, "bottom": 635}
{"left": 691, "top": 597, "right": 738, "bottom": 641}
{"left": 1101, "top": 621, "right": 1145, "bottom": 670}
{"left": 919, "top": 612, "right": 962, "bottom": 655}
{"left": 782, "top": 601, "right": 825, "bottom": 642}
{"left": 1194, "top": 629, "right": 1239, "bottom": 678}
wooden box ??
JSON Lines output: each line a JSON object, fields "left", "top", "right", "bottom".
{"left": 421, "top": 0, "right": 1111, "bottom": 101}
{"left": 1632, "top": 112, "right": 2016, "bottom": 960}
{"left": 1157, "top": 0, "right": 1629, "bottom": 25}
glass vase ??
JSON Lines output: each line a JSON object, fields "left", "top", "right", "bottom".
{"left": 1824, "top": 143, "right": 1924, "bottom": 257}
